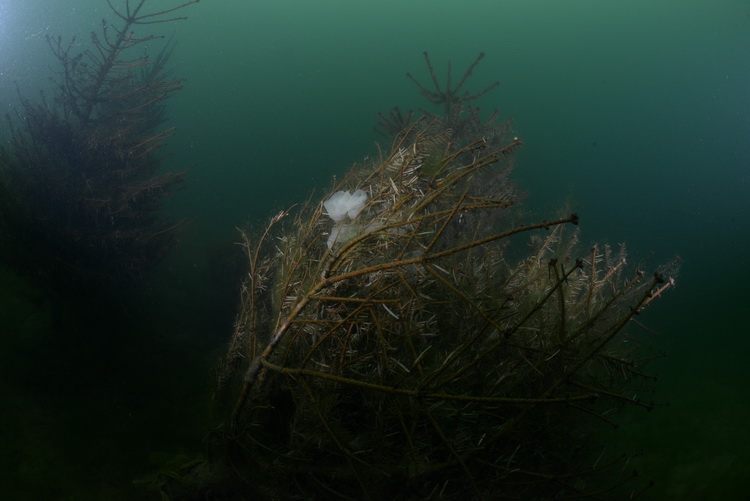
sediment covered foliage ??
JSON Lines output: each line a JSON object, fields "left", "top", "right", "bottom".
{"left": 154, "top": 53, "right": 677, "bottom": 500}
{"left": 210, "top": 120, "right": 674, "bottom": 500}
{"left": 0, "top": 0, "right": 198, "bottom": 295}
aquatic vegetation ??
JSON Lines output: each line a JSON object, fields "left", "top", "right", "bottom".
{"left": 0, "top": 0, "right": 198, "bottom": 295}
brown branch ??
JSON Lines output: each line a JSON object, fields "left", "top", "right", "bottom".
{"left": 261, "top": 359, "right": 597, "bottom": 405}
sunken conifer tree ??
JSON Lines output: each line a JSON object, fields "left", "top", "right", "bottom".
{"left": 0, "top": 0, "right": 198, "bottom": 295}
{"left": 151, "top": 54, "right": 678, "bottom": 500}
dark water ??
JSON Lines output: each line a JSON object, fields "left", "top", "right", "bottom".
{"left": 1, "top": 0, "right": 748, "bottom": 498}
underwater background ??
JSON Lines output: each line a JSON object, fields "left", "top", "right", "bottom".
{"left": 0, "top": 0, "right": 748, "bottom": 499}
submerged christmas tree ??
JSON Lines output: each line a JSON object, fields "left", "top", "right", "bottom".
{"left": 0, "top": 0, "right": 198, "bottom": 296}
{"left": 157, "top": 53, "right": 677, "bottom": 500}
